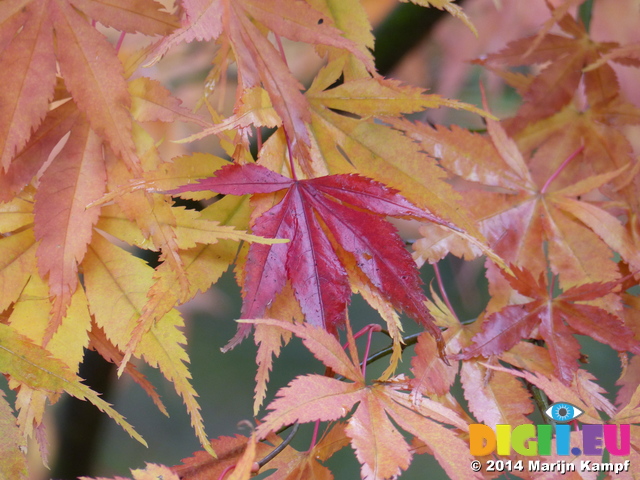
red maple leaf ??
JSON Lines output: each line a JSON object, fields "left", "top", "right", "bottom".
{"left": 460, "top": 265, "right": 640, "bottom": 384}
{"left": 172, "top": 163, "right": 460, "bottom": 351}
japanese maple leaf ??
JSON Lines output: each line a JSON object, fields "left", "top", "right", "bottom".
{"left": 19, "top": 77, "right": 208, "bottom": 343}
{"left": 33, "top": 117, "right": 106, "bottom": 341}
{"left": 477, "top": 7, "right": 630, "bottom": 131}
{"left": 401, "top": 115, "right": 640, "bottom": 300}
{"left": 172, "top": 424, "right": 347, "bottom": 480}
{"left": 246, "top": 318, "right": 479, "bottom": 480}
{"left": 612, "top": 375, "right": 640, "bottom": 462}
{"left": 172, "top": 163, "right": 461, "bottom": 351}
{"left": 171, "top": 433, "right": 273, "bottom": 480}
{"left": 264, "top": 422, "right": 349, "bottom": 480}
{"left": 148, "top": 0, "right": 374, "bottom": 174}
{"left": 0, "top": 0, "right": 179, "bottom": 171}
{"left": 460, "top": 266, "right": 640, "bottom": 384}
{"left": 485, "top": 361, "right": 616, "bottom": 425}
{"left": 475, "top": 8, "right": 640, "bottom": 212}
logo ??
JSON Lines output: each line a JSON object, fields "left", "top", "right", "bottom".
{"left": 544, "top": 402, "right": 583, "bottom": 423}
{"left": 469, "top": 402, "right": 630, "bottom": 457}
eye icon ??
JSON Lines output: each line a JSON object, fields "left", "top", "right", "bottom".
{"left": 544, "top": 402, "right": 584, "bottom": 423}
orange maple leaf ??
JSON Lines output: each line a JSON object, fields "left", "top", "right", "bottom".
{"left": 403, "top": 116, "right": 640, "bottom": 298}
{"left": 460, "top": 266, "right": 640, "bottom": 384}
{"left": 148, "top": 0, "right": 375, "bottom": 174}
{"left": 246, "top": 318, "right": 479, "bottom": 480}
{"left": 0, "top": 0, "right": 179, "bottom": 171}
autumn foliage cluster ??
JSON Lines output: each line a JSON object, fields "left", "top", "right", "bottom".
{"left": 1, "top": 0, "right": 640, "bottom": 478}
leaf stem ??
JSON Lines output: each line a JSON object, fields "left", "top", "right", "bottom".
{"left": 115, "top": 32, "right": 126, "bottom": 53}
{"left": 340, "top": 324, "right": 382, "bottom": 373}
{"left": 336, "top": 318, "right": 479, "bottom": 381}
{"left": 349, "top": 323, "right": 383, "bottom": 344}
{"left": 273, "top": 33, "right": 298, "bottom": 181}
{"left": 217, "top": 464, "right": 235, "bottom": 480}
{"left": 361, "top": 327, "right": 376, "bottom": 378}
{"left": 282, "top": 128, "right": 298, "bottom": 181}
{"left": 433, "top": 261, "right": 459, "bottom": 322}
{"left": 308, "top": 420, "right": 321, "bottom": 452}
{"left": 540, "top": 145, "right": 584, "bottom": 194}
{"left": 274, "top": 33, "right": 289, "bottom": 68}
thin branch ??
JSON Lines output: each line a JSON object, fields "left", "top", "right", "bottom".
{"left": 528, "top": 379, "right": 550, "bottom": 423}
{"left": 360, "top": 332, "right": 421, "bottom": 373}
{"left": 339, "top": 318, "right": 479, "bottom": 381}
{"left": 257, "top": 422, "right": 300, "bottom": 469}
